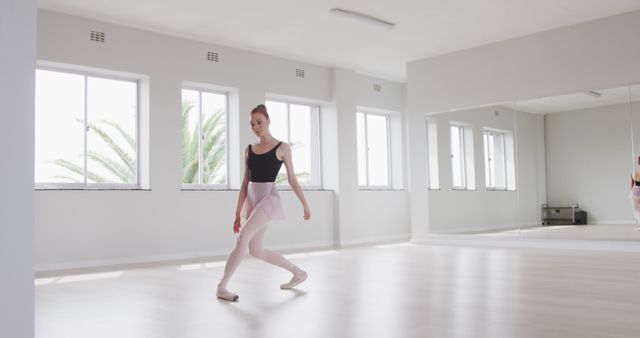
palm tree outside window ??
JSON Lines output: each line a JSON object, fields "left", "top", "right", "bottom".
{"left": 181, "top": 88, "right": 228, "bottom": 187}
{"left": 35, "top": 68, "right": 139, "bottom": 188}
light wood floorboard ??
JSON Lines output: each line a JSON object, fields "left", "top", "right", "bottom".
{"left": 35, "top": 243, "right": 640, "bottom": 338}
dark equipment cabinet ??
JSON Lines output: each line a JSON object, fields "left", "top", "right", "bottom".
{"left": 541, "top": 204, "right": 587, "bottom": 225}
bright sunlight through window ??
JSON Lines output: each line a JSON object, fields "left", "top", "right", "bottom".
{"left": 181, "top": 88, "right": 228, "bottom": 187}
{"left": 357, "top": 112, "right": 391, "bottom": 187}
{"left": 265, "top": 100, "right": 321, "bottom": 187}
{"left": 35, "top": 69, "right": 139, "bottom": 188}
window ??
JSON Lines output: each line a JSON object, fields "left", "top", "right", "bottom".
{"left": 450, "top": 125, "right": 466, "bottom": 188}
{"left": 357, "top": 112, "right": 391, "bottom": 187}
{"left": 35, "top": 68, "right": 139, "bottom": 188}
{"left": 426, "top": 119, "right": 439, "bottom": 189}
{"left": 450, "top": 123, "right": 475, "bottom": 190}
{"left": 483, "top": 129, "right": 516, "bottom": 190}
{"left": 181, "top": 88, "right": 228, "bottom": 187}
{"left": 265, "top": 100, "right": 321, "bottom": 187}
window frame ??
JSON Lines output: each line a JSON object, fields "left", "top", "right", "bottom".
{"left": 426, "top": 118, "right": 439, "bottom": 190}
{"left": 181, "top": 86, "right": 230, "bottom": 190}
{"left": 450, "top": 123, "right": 467, "bottom": 190}
{"left": 35, "top": 66, "right": 141, "bottom": 190}
{"left": 265, "top": 98, "right": 322, "bottom": 189}
{"left": 483, "top": 128, "right": 514, "bottom": 191}
{"left": 357, "top": 111, "right": 392, "bottom": 189}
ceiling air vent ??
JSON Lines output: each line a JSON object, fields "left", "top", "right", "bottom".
{"left": 207, "top": 51, "right": 220, "bottom": 62}
{"left": 90, "top": 30, "right": 105, "bottom": 43}
{"left": 296, "top": 68, "right": 305, "bottom": 78}
{"left": 373, "top": 84, "right": 381, "bottom": 92}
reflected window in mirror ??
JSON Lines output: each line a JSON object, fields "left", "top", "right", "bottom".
{"left": 483, "top": 129, "right": 516, "bottom": 190}
{"left": 450, "top": 123, "right": 475, "bottom": 190}
{"left": 426, "top": 118, "right": 439, "bottom": 189}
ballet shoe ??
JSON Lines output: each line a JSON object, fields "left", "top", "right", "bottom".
{"left": 280, "top": 268, "right": 308, "bottom": 289}
{"left": 216, "top": 285, "right": 239, "bottom": 302}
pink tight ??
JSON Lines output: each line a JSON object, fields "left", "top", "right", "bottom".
{"left": 632, "top": 197, "right": 640, "bottom": 229}
{"left": 219, "top": 209, "right": 296, "bottom": 287}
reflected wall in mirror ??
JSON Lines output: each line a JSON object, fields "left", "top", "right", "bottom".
{"left": 429, "top": 83, "right": 640, "bottom": 242}
{"left": 426, "top": 104, "right": 545, "bottom": 237}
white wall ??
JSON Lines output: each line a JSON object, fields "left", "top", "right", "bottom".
{"left": 0, "top": 0, "right": 35, "bottom": 337}
{"left": 427, "top": 106, "right": 544, "bottom": 233}
{"left": 330, "top": 69, "right": 409, "bottom": 245}
{"left": 35, "top": 10, "right": 408, "bottom": 270}
{"left": 355, "top": 73, "right": 409, "bottom": 242}
{"left": 407, "top": 10, "right": 640, "bottom": 238}
{"left": 545, "top": 102, "right": 636, "bottom": 224}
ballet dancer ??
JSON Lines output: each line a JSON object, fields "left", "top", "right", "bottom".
{"left": 630, "top": 156, "right": 640, "bottom": 231}
{"left": 217, "top": 104, "right": 311, "bottom": 301}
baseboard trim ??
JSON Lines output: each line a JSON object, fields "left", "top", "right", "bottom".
{"left": 35, "top": 240, "right": 337, "bottom": 274}
{"left": 339, "top": 233, "right": 411, "bottom": 247}
{"left": 431, "top": 222, "right": 539, "bottom": 235}
{"left": 590, "top": 221, "right": 635, "bottom": 225}
{"left": 266, "top": 240, "right": 336, "bottom": 253}
{"left": 413, "top": 235, "right": 640, "bottom": 252}
{"left": 35, "top": 250, "right": 228, "bottom": 273}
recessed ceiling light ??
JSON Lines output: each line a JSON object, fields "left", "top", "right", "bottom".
{"left": 329, "top": 8, "right": 395, "bottom": 29}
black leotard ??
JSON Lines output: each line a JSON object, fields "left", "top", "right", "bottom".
{"left": 247, "top": 142, "right": 284, "bottom": 182}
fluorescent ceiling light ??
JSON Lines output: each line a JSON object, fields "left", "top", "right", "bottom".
{"left": 329, "top": 8, "right": 395, "bottom": 29}
{"left": 583, "top": 90, "right": 602, "bottom": 98}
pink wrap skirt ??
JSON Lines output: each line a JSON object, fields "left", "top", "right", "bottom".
{"left": 241, "top": 182, "right": 284, "bottom": 221}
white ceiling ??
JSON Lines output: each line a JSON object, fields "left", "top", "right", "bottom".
{"left": 38, "top": 0, "right": 640, "bottom": 82}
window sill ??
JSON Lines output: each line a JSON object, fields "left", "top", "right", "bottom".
{"left": 181, "top": 184, "right": 230, "bottom": 190}
{"left": 358, "top": 187, "right": 405, "bottom": 191}
{"left": 276, "top": 186, "right": 330, "bottom": 191}
{"left": 36, "top": 188, "right": 151, "bottom": 191}
{"left": 181, "top": 187, "right": 333, "bottom": 192}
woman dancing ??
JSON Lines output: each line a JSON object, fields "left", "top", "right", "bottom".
{"left": 217, "top": 104, "right": 310, "bottom": 301}
{"left": 631, "top": 156, "right": 640, "bottom": 231}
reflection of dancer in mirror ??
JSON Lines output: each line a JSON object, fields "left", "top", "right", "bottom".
{"left": 630, "top": 156, "right": 640, "bottom": 231}
{"left": 217, "top": 104, "right": 311, "bottom": 302}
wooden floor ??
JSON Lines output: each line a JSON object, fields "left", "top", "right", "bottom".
{"left": 36, "top": 243, "right": 640, "bottom": 338}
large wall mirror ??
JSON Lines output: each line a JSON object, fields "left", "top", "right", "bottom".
{"left": 428, "top": 83, "right": 640, "bottom": 242}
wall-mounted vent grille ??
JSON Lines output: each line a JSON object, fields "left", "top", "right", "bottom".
{"left": 373, "top": 84, "right": 381, "bottom": 92}
{"left": 207, "top": 51, "right": 219, "bottom": 62}
{"left": 296, "top": 68, "right": 305, "bottom": 78}
{"left": 90, "top": 30, "right": 105, "bottom": 43}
